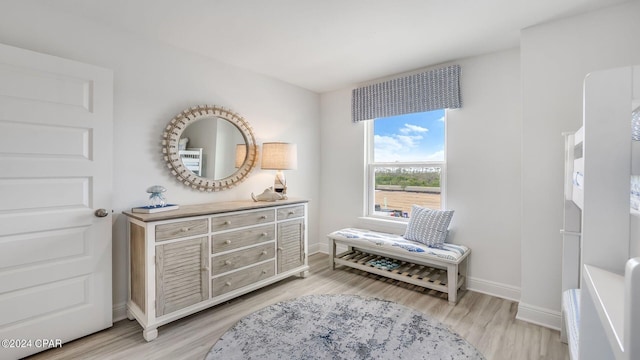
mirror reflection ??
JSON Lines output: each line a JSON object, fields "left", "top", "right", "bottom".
{"left": 178, "top": 117, "right": 246, "bottom": 180}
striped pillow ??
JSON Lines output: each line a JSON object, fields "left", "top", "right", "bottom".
{"left": 404, "top": 205, "right": 454, "bottom": 248}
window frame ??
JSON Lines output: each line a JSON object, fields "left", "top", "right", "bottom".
{"left": 364, "top": 111, "right": 447, "bottom": 221}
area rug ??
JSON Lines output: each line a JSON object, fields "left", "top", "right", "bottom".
{"left": 205, "top": 294, "right": 485, "bottom": 360}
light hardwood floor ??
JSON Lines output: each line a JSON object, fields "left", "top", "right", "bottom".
{"left": 27, "top": 253, "right": 568, "bottom": 360}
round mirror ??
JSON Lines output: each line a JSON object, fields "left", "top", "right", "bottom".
{"left": 162, "top": 105, "right": 258, "bottom": 191}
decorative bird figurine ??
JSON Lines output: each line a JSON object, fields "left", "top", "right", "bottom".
{"left": 251, "top": 187, "right": 284, "bottom": 202}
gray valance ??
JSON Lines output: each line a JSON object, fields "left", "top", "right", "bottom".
{"left": 352, "top": 65, "right": 461, "bottom": 122}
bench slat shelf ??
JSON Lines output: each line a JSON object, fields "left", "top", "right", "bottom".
{"left": 334, "top": 250, "right": 464, "bottom": 294}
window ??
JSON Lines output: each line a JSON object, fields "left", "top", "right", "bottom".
{"left": 366, "top": 109, "right": 446, "bottom": 219}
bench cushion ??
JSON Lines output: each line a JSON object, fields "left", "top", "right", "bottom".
{"left": 328, "top": 228, "right": 469, "bottom": 262}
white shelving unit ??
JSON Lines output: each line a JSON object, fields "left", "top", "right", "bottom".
{"left": 583, "top": 259, "right": 640, "bottom": 360}
{"left": 179, "top": 148, "right": 203, "bottom": 176}
{"left": 571, "top": 127, "right": 584, "bottom": 210}
{"left": 561, "top": 128, "right": 583, "bottom": 293}
{"left": 575, "top": 65, "right": 638, "bottom": 360}
{"left": 560, "top": 129, "right": 582, "bottom": 359}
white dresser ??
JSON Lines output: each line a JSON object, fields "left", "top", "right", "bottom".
{"left": 123, "top": 199, "right": 308, "bottom": 341}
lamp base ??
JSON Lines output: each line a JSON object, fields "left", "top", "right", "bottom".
{"left": 274, "top": 170, "right": 288, "bottom": 199}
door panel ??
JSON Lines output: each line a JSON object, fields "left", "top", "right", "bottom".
{"left": 0, "top": 177, "right": 90, "bottom": 211}
{"left": 0, "top": 43, "right": 113, "bottom": 359}
{"left": 156, "top": 237, "right": 209, "bottom": 317}
{"left": 277, "top": 219, "right": 304, "bottom": 273}
{"left": 0, "top": 121, "right": 91, "bottom": 158}
{"left": 0, "top": 227, "right": 88, "bottom": 269}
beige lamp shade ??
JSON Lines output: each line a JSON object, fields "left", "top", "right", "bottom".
{"left": 235, "top": 144, "right": 247, "bottom": 168}
{"left": 261, "top": 142, "right": 297, "bottom": 170}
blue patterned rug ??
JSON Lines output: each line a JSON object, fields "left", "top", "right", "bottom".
{"left": 205, "top": 294, "right": 485, "bottom": 360}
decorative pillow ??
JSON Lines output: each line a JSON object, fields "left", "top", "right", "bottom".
{"left": 403, "top": 205, "right": 454, "bottom": 248}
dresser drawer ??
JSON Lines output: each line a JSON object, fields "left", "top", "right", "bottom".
{"left": 212, "top": 243, "right": 275, "bottom": 274}
{"left": 155, "top": 219, "right": 208, "bottom": 242}
{"left": 277, "top": 205, "right": 305, "bottom": 220}
{"left": 211, "top": 210, "right": 274, "bottom": 231}
{"left": 212, "top": 260, "right": 275, "bottom": 297}
{"left": 212, "top": 225, "right": 275, "bottom": 254}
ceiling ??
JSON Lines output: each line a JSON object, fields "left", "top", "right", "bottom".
{"left": 42, "top": 0, "right": 628, "bottom": 93}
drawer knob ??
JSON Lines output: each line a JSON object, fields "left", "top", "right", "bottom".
{"left": 224, "top": 220, "right": 231, "bottom": 225}
{"left": 261, "top": 250, "right": 268, "bottom": 255}
{"left": 278, "top": 247, "right": 284, "bottom": 251}
{"left": 202, "top": 266, "right": 209, "bottom": 272}
{"left": 261, "top": 232, "right": 268, "bottom": 237}
{"left": 260, "top": 215, "right": 267, "bottom": 219}
{"left": 225, "top": 240, "right": 232, "bottom": 245}
{"left": 225, "top": 281, "right": 231, "bottom": 287}
{"left": 261, "top": 270, "right": 267, "bottom": 275}
{"left": 288, "top": 211, "right": 295, "bottom": 215}
{"left": 224, "top": 260, "right": 232, "bottom": 265}
{"left": 181, "top": 227, "right": 190, "bottom": 232}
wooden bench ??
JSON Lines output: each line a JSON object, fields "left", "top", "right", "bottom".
{"left": 328, "top": 228, "right": 470, "bottom": 304}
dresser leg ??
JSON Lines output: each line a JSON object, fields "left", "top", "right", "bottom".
{"left": 143, "top": 328, "right": 158, "bottom": 342}
{"left": 299, "top": 270, "right": 309, "bottom": 278}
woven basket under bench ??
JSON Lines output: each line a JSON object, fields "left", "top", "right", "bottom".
{"left": 328, "top": 228, "right": 470, "bottom": 304}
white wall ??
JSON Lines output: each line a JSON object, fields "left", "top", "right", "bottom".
{"left": 319, "top": 48, "right": 522, "bottom": 300}
{"left": 0, "top": 1, "right": 320, "bottom": 320}
{"left": 447, "top": 49, "right": 522, "bottom": 300}
{"left": 519, "top": 0, "right": 640, "bottom": 329}
{"left": 319, "top": 88, "right": 367, "bottom": 240}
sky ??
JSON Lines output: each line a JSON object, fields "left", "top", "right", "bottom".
{"left": 374, "top": 109, "right": 445, "bottom": 162}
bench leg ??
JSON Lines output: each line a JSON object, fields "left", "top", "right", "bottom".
{"left": 460, "top": 257, "right": 468, "bottom": 291}
{"left": 447, "top": 264, "right": 458, "bottom": 304}
{"left": 328, "top": 237, "right": 336, "bottom": 270}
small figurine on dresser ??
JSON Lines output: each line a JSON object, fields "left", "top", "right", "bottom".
{"left": 251, "top": 187, "right": 284, "bottom": 202}
{"left": 131, "top": 185, "right": 180, "bottom": 213}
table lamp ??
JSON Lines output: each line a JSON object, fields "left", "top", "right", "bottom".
{"left": 261, "top": 142, "right": 297, "bottom": 198}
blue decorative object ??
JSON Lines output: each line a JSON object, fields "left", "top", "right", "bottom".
{"left": 367, "top": 258, "right": 400, "bottom": 271}
{"left": 392, "top": 242, "right": 426, "bottom": 252}
{"left": 146, "top": 185, "right": 167, "bottom": 208}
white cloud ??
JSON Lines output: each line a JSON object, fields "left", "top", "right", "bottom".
{"left": 437, "top": 116, "right": 445, "bottom": 122}
{"left": 399, "top": 123, "right": 429, "bottom": 134}
{"left": 374, "top": 133, "right": 444, "bottom": 162}
{"left": 374, "top": 134, "right": 401, "bottom": 148}
{"left": 396, "top": 134, "right": 422, "bottom": 148}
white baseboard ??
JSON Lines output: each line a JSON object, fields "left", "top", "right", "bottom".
{"left": 516, "top": 302, "right": 561, "bottom": 331}
{"left": 313, "top": 242, "right": 329, "bottom": 255}
{"left": 113, "top": 301, "right": 127, "bottom": 322}
{"left": 466, "top": 276, "right": 521, "bottom": 303}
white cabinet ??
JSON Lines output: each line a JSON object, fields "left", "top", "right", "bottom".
{"left": 123, "top": 199, "right": 308, "bottom": 341}
{"left": 574, "top": 65, "right": 639, "bottom": 360}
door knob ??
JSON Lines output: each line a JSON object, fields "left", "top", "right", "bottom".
{"left": 94, "top": 209, "right": 109, "bottom": 218}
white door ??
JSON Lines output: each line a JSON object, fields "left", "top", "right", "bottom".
{"left": 0, "top": 43, "right": 113, "bottom": 359}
